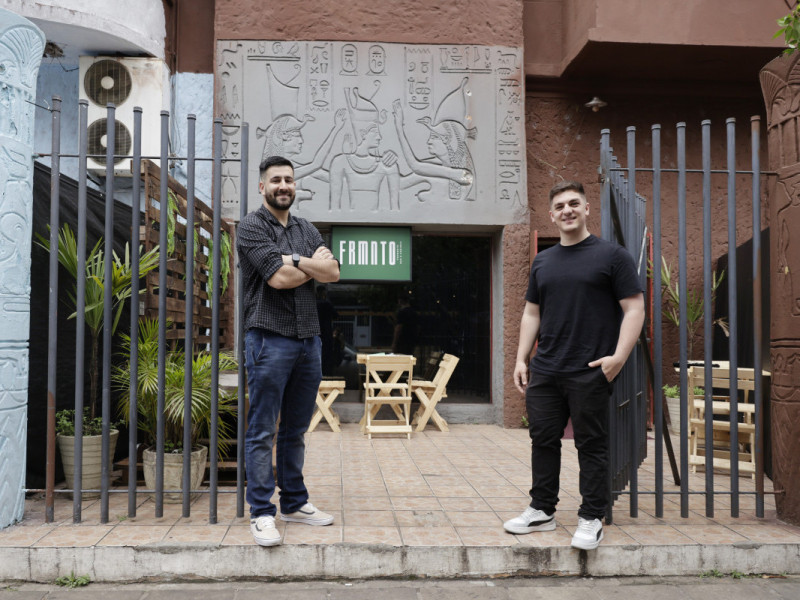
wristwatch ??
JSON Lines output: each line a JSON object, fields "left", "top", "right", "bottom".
{"left": 292, "top": 253, "right": 301, "bottom": 268}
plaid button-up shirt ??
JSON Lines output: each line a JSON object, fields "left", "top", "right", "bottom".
{"left": 237, "top": 204, "right": 326, "bottom": 339}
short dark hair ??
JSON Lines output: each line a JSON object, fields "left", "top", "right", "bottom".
{"left": 259, "top": 156, "right": 294, "bottom": 179}
{"left": 549, "top": 180, "right": 585, "bottom": 202}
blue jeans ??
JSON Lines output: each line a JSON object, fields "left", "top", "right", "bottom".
{"left": 244, "top": 329, "right": 322, "bottom": 518}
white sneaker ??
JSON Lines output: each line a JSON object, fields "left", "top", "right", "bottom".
{"left": 503, "top": 506, "right": 556, "bottom": 534}
{"left": 250, "top": 515, "right": 281, "bottom": 546}
{"left": 280, "top": 502, "right": 334, "bottom": 526}
{"left": 571, "top": 517, "right": 603, "bottom": 550}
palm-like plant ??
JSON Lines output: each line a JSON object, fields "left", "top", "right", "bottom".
{"left": 657, "top": 257, "right": 729, "bottom": 359}
{"left": 38, "top": 224, "right": 160, "bottom": 421}
{"left": 113, "top": 318, "right": 237, "bottom": 458}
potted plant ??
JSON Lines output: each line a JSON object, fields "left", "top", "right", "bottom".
{"left": 662, "top": 384, "right": 704, "bottom": 436}
{"left": 38, "top": 224, "right": 159, "bottom": 490}
{"left": 656, "top": 257, "right": 728, "bottom": 360}
{"left": 113, "top": 318, "right": 237, "bottom": 502}
{"left": 54, "top": 409, "right": 119, "bottom": 498}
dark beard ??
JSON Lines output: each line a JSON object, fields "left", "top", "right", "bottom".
{"left": 264, "top": 189, "right": 295, "bottom": 211}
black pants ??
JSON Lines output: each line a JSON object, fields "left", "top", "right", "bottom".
{"left": 526, "top": 368, "right": 612, "bottom": 520}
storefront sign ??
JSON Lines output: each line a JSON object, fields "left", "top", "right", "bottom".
{"left": 331, "top": 226, "right": 412, "bottom": 281}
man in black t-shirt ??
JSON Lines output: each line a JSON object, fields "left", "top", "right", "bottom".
{"left": 503, "top": 181, "right": 644, "bottom": 551}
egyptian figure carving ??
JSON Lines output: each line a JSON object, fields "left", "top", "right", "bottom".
{"left": 0, "top": 9, "right": 44, "bottom": 529}
{"left": 761, "top": 60, "right": 800, "bottom": 328}
{"left": 392, "top": 78, "right": 476, "bottom": 203}
{"left": 218, "top": 42, "right": 525, "bottom": 226}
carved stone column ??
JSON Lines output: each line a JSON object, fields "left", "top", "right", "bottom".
{"left": 761, "top": 54, "right": 800, "bottom": 525}
{"left": 0, "top": 9, "right": 44, "bottom": 529}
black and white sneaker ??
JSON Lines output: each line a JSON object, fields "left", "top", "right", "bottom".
{"left": 571, "top": 516, "right": 603, "bottom": 550}
{"left": 503, "top": 506, "right": 556, "bottom": 534}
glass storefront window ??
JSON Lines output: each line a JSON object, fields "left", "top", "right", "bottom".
{"left": 317, "top": 234, "right": 491, "bottom": 403}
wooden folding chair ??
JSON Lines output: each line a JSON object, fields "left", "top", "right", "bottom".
{"left": 687, "top": 365, "right": 760, "bottom": 478}
{"left": 411, "top": 353, "right": 459, "bottom": 432}
{"left": 308, "top": 380, "right": 346, "bottom": 432}
{"left": 362, "top": 354, "right": 415, "bottom": 439}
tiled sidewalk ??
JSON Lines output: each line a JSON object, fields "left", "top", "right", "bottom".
{"left": 4, "top": 423, "right": 798, "bottom": 552}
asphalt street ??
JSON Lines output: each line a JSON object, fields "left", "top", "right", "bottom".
{"left": 1, "top": 575, "right": 799, "bottom": 599}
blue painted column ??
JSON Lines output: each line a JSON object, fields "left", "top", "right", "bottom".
{"left": 0, "top": 9, "right": 45, "bottom": 529}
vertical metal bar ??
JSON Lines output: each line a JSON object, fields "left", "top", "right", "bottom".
{"left": 183, "top": 115, "right": 196, "bottom": 517}
{"left": 156, "top": 110, "right": 170, "bottom": 516}
{"left": 677, "top": 122, "right": 689, "bottom": 518}
{"left": 600, "top": 129, "right": 614, "bottom": 525}
{"left": 210, "top": 119, "right": 223, "bottom": 524}
{"left": 237, "top": 123, "right": 249, "bottom": 519}
{"left": 702, "top": 119, "right": 715, "bottom": 518}
{"left": 128, "top": 107, "right": 142, "bottom": 517}
{"left": 45, "top": 96, "right": 62, "bottom": 524}
{"left": 726, "top": 118, "right": 740, "bottom": 516}
{"left": 626, "top": 126, "right": 638, "bottom": 519}
{"left": 652, "top": 124, "right": 664, "bottom": 517}
{"left": 100, "top": 103, "right": 116, "bottom": 524}
{"left": 751, "top": 116, "right": 764, "bottom": 518}
{"left": 73, "top": 100, "right": 89, "bottom": 523}
{"left": 601, "top": 129, "right": 612, "bottom": 242}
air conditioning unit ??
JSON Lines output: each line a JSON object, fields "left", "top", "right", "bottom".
{"left": 79, "top": 56, "right": 170, "bottom": 174}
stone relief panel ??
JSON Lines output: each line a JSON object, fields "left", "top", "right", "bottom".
{"left": 761, "top": 60, "right": 800, "bottom": 340}
{"left": 216, "top": 41, "right": 526, "bottom": 225}
{"left": 0, "top": 10, "right": 43, "bottom": 528}
{"left": 0, "top": 351, "right": 26, "bottom": 521}
{"left": 771, "top": 345, "right": 800, "bottom": 403}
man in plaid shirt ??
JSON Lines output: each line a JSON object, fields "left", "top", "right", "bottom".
{"left": 237, "top": 156, "right": 340, "bottom": 546}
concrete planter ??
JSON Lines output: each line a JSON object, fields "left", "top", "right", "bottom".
{"left": 142, "top": 446, "right": 208, "bottom": 503}
{"left": 56, "top": 430, "right": 119, "bottom": 498}
{"left": 665, "top": 395, "right": 680, "bottom": 436}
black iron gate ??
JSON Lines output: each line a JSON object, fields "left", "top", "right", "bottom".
{"left": 39, "top": 97, "right": 248, "bottom": 524}
{"left": 601, "top": 118, "right": 768, "bottom": 521}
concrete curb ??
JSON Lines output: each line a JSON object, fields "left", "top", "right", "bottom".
{"left": 2, "top": 542, "right": 800, "bottom": 582}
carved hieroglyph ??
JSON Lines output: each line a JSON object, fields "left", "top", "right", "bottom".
{"left": 0, "top": 9, "right": 44, "bottom": 529}
{"left": 216, "top": 41, "right": 526, "bottom": 225}
{"left": 760, "top": 53, "right": 800, "bottom": 524}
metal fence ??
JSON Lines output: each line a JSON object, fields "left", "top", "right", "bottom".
{"left": 601, "top": 118, "right": 767, "bottom": 521}
{"left": 41, "top": 97, "right": 248, "bottom": 524}
{"left": 37, "top": 98, "right": 768, "bottom": 524}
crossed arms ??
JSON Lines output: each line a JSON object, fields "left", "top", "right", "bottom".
{"left": 268, "top": 245, "right": 340, "bottom": 289}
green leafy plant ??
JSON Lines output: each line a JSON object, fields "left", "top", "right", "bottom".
{"left": 37, "top": 224, "right": 160, "bottom": 421}
{"left": 521, "top": 414, "right": 529, "bottom": 428}
{"left": 166, "top": 190, "right": 179, "bottom": 256}
{"left": 700, "top": 569, "right": 724, "bottom": 579}
{"left": 653, "top": 257, "right": 728, "bottom": 359}
{"left": 113, "top": 318, "right": 237, "bottom": 459}
{"left": 55, "top": 408, "right": 104, "bottom": 437}
{"left": 663, "top": 384, "right": 703, "bottom": 398}
{"left": 776, "top": 4, "right": 800, "bottom": 55}
{"left": 207, "top": 230, "right": 232, "bottom": 301}
{"left": 54, "top": 572, "right": 91, "bottom": 588}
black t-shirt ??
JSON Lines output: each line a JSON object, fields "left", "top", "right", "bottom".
{"left": 526, "top": 234, "right": 643, "bottom": 375}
